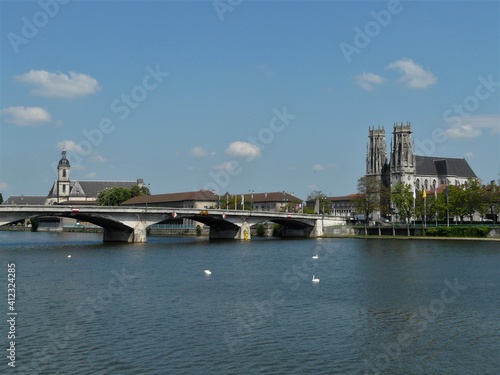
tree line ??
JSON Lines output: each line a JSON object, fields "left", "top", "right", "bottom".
{"left": 95, "top": 185, "right": 150, "bottom": 206}
{"left": 353, "top": 176, "right": 500, "bottom": 225}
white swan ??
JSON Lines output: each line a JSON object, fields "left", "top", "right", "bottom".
{"left": 204, "top": 270, "right": 212, "bottom": 275}
{"left": 312, "top": 255, "right": 318, "bottom": 259}
{"left": 312, "top": 275, "right": 320, "bottom": 283}
{"left": 67, "top": 255, "right": 72, "bottom": 258}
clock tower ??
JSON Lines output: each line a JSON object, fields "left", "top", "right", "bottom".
{"left": 57, "top": 149, "right": 71, "bottom": 203}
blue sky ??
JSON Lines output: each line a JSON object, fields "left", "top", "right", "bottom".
{"left": 1, "top": 0, "right": 499, "bottom": 201}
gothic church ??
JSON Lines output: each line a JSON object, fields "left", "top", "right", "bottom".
{"left": 366, "top": 123, "right": 477, "bottom": 192}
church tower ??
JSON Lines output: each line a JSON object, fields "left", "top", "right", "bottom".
{"left": 57, "top": 149, "right": 71, "bottom": 202}
{"left": 390, "top": 122, "right": 416, "bottom": 187}
{"left": 366, "top": 126, "right": 389, "bottom": 186}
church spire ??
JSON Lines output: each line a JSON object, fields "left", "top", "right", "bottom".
{"left": 57, "top": 149, "right": 71, "bottom": 202}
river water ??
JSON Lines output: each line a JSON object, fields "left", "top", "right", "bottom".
{"left": 0, "top": 231, "right": 498, "bottom": 374}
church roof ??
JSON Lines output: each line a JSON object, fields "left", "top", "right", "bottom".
{"left": 123, "top": 190, "right": 218, "bottom": 205}
{"left": 123, "top": 190, "right": 302, "bottom": 206}
{"left": 47, "top": 180, "right": 139, "bottom": 198}
{"left": 221, "top": 191, "right": 300, "bottom": 203}
{"left": 70, "top": 181, "right": 137, "bottom": 197}
{"left": 415, "top": 156, "right": 477, "bottom": 178}
{"left": 4, "top": 195, "right": 47, "bottom": 205}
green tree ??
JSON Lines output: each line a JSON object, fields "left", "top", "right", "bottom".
{"left": 96, "top": 187, "right": 133, "bottom": 206}
{"left": 463, "top": 178, "right": 486, "bottom": 221}
{"left": 352, "top": 176, "right": 382, "bottom": 225}
{"left": 306, "top": 191, "right": 331, "bottom": 214}
{"left": 391, "top": 182, "right": 414, "bottom": 235}
{"left": 0, "top": 193, "right": 3, "bottom": 204}
{"left": 130, "top": 184, "right": 150, "bottom": 198}
{"left": 484, "top": 181, "right": 500, "bottom": 224}
{"left": 447, "top": 185, "right": 468, "bottom": 223}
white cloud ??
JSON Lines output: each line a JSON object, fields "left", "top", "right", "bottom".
{"left": 214, "top": 161, "right": 238, "bottom": 172}
{"left": 355, "top": 72, "right": 384, "bottom": 91}
{"left": 444, "top": 124, "right": 481, "bottom": 139}
{"left": 226, "top": 141, "right": 261, "bottom": 160}
{"left": 464, "top": 152, "right": 474, "bottom": 159}
{"left": 72, "top": 164, "right": 85, "bottom": 171}
{"left": 444, "top": 115, "right": 500, "bottom": 139}
{"left": 84, "top": 172, "right": 97, "bottom": 178}
{"left": 57, "top": 140, "right": 106, "bottom": 164}
{"left": 386, "top": 58, "right": 437, "bottom": 89}
{"left": 0, "top": 182, "right": 9, "bottom": 191}
{"left": 1, "top": 106, "right": 52, "bottom": 126}
{"left": 58, "top": 140, "right": 85, "bottom": 154}
{"left": 312, "top": 163, "right": 337, "bottom": 172}
{"left": 190, "top": 146, "right": 208, "bottom": 158}
{"left": 312, "top": 164, "right": 325, "bottom": 172}
{"left": 90, "top": 154, "right": 106, "bottom": 163}
{"left": 16, "top": 70, "right": 101, "bottom": 98}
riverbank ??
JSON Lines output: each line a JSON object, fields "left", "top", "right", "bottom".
{"left": 1, "top": 225, "right": 498, "bottom": 240}
{"left": 323, "top": 234, "right": 500, "bottom": 241}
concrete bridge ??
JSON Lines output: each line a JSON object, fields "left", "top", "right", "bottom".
{"left": 0, "top": 205, "right": 345, "bottom": 242}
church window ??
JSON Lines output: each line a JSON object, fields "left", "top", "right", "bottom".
{"left": 424, "top": 179, "right": 429, "bottom": 190}
{"left": 63, "top": 170, "right": 66, "bottom": 178}
{"left": 432, "top": 180, "right": 436, "bottom": 188}
{"left": 416, "top": 179, "right": 420, "bottom": 190}
{"left": 62, "top": 185, "right": 66, "bottom": 193}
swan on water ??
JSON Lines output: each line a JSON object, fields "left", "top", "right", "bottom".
{"left": 67, "top": 255, "right": 72, "bottom": 258}
{"left": 312, "top": 255, "right": 318, "bottom": 259}
{"left": 312, "top": 275, "right": 320, "bottom": 283}
{"left": 204, "top": 270, "right": 212, "bottom": 275}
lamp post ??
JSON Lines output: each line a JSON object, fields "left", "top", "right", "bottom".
{"left": 145, "top": 183, "right": 150, "bottom": 212}
{"left": 249, "top": 190, "right": 254, "bottom": 211}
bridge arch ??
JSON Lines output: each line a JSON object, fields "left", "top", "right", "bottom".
{"left": 0, "top": 206, "right": 340, "bottom": 242}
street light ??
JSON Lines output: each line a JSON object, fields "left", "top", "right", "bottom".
{"left": 249, "top": 190, "right": 254, "bottom": 211}
{"left": 145, "top": 183, "right": 150, "bottom": 212}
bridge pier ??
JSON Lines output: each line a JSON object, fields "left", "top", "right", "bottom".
{"left": 280, "top": 219, "right": 323, "bottom": 238}
{"left": 309, "top": 219, "right": 323, "bottom": 238}
{"left": 103, "top": 222, "right": 148, "bottom": 243}
{"left": 103, "top": 227, "right": 134, "bottom": 242}
{"left": 209, "top": 221, "right": 251, "bottom": 240}
{"left": 236, "top": 221, "right": 251, "bottom": 240}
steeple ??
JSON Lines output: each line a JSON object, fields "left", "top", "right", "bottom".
{"left": 57, "top": 149, "right": 71, "bottom": 201}
{"left": 366, "top": 126, "right": 388, "bottom": 176}
{"left": 390, "top": 122, "right": 416, "bottom": 186}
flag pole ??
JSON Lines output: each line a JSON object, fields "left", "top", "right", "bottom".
{"left": 423, "top": 189, "right": 427, "bottom": 228}
{"left": 446, "top": 185, "right": 450, "bottom": 227}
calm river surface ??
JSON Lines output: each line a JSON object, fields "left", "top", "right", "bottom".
{"left": 0, "top": 231, "right": 499, "bottom": 374}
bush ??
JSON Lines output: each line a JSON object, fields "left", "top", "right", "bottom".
{"left": 196, "top": 225, "right": 202, "bottom": 236}
{"left": 425, "top": 226, "right": 490, "bottom": 238}
{"left": 256, "top": 224, "right": 266, "bottom": 236}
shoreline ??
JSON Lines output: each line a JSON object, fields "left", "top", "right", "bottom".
{"left": 1, "top": 226, "right": 499, "bottom": 241}
{"left": 323, "top": 234, "right": 500, "bottom": 241}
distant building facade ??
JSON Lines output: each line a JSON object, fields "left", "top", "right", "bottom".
{"left": 123, "top": 190, "right": 302, "bottom": 212}
{"left": 123, "top": 190, "right": 219, "bottom": 209}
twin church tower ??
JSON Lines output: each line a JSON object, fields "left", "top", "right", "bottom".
{"left": 365, "top": 122, "right": 476, "bottom": 192}
{"left": 366, "top": 122, "right": 416, "bottom": 189}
